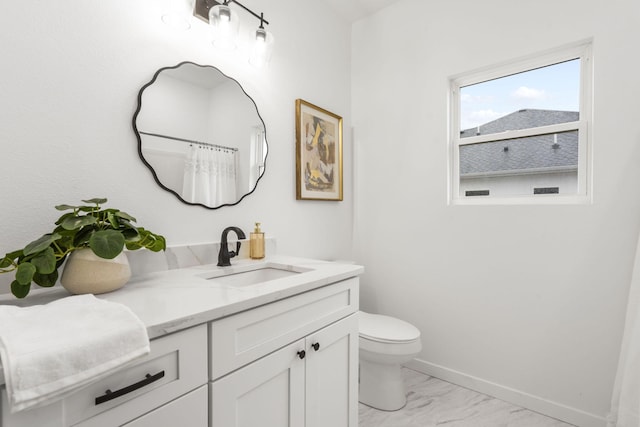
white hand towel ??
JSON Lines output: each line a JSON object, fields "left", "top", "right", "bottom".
{"left": 0, "top": 294, "right": 150, "bottom": 413}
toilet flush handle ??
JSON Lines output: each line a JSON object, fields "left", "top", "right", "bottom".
{"left": 311, "top": 342, "right": 320, "bottom": 351}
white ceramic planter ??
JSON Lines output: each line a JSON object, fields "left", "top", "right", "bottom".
{"left": 60, "top": 248, "right": 131, "bottom": 295}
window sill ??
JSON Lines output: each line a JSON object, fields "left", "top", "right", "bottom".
{"left": 448, "top": 194, "right": 592, "bottom": 206}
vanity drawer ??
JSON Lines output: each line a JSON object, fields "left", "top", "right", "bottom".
{"left": 68, "top": 324, "right": 207, "bottom": 427}
{"left": 209, "top": 277, "right": 358, "bottom": 379}
{"left": 122, "top": 385, "right": 207, "bottom": 427}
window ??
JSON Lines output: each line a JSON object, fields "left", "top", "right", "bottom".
{"left": 449, "top": 42, "right": 592, "bottom": 204}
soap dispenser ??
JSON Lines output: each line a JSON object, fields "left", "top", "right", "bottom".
{"left": 250, "top": 222, "right": 265, "bottom": 259}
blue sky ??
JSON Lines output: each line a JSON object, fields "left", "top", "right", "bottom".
{"left": 459, "top": 59, "right": 580, "bottom": 130}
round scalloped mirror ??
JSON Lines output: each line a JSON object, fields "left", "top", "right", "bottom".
{"left": 133, "top": 62, "right": 267, "bottom": 209}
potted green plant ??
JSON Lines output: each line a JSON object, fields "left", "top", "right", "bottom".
{"left": 0, "top": 198, "right": 166, "bottom": 298}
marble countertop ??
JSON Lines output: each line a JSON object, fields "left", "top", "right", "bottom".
{"left": 0, "top": 255, "right": 363, "bottom": 339}
{"left": 105, "top": 255, "right": 363, "bottom": 338}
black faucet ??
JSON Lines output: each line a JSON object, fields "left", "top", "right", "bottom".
{"left": 217, "top": 226, "right": 246, "bottom": 267}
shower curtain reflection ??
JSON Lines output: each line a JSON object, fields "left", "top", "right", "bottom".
{"left": 182, "top": 144, "right": 238, "bottom": 206}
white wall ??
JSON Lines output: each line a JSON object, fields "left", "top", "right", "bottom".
{"left": 352, "top": 0, "right": 640, "bottom": 425}
{"left": 0, "top": 0, "right": 353, "bottom": 291}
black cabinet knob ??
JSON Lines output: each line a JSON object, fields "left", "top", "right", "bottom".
{"left": 297, "top": 350, "right": 306, "bottom": 359}
{"left": 311, "top": 342, "right": 320, "bottom": 351}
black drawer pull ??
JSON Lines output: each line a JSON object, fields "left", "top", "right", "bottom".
{"left": 95, "top": 370, "right": 165, "bottom": 405}
{"left": 311, "top": 342, "right": 320, "bottom": 351}
{"left": 297, "top": 350, "right": 306, "bottom": 359}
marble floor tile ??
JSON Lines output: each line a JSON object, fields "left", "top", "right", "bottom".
{"left": 359, "top": 368, "right": 575, "bottom": 427}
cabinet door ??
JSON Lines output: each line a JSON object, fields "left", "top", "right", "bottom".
{"left": 305, "top": 314, "right": 358, "bottom": 427}
{"left": 210, "top": 339, "right": 306, "bottom": 427}
{"left": 122, "top": 385, "right": 207, "bottom": 427}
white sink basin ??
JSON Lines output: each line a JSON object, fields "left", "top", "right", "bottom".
{"left": 202, "top": 264, "right": 310, "bottom": 288}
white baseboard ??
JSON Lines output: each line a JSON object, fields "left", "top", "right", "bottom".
{"left": 405, "top": 358, "right": 607, "bottom": 427}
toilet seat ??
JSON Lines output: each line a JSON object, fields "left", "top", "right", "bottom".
{"left": 360, "top": 335, "right": 422, "bottom": 357}
{"left": 359, "top": 312, "right": 420, "bottom": 344}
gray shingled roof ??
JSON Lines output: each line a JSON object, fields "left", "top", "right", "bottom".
{"left": 460, "top": 109, "right": 579, "bottom": 176}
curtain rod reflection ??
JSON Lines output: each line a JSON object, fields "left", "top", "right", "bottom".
{"left": 139, "top": 131, "right": 238, "bottom": 152}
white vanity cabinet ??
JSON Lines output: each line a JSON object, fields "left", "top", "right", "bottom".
{"left": 0, "top": 262, "right": 361, "bottom": 427}
{"left": 208, "top": 277, "right": 359, "bottom": 427}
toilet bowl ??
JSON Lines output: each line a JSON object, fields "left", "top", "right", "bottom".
{"left": 358, "top": 311, "right": 422, "bottom": 411}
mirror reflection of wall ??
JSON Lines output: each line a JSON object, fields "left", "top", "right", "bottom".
{"left": 135, "top": 62, "right": 267, "bottom": 209}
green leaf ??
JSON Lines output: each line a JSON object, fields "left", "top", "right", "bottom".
{"left": 131, "top": 229, "right": 166, "bottom": 252}
{"left": 33, "top": 270, "right": 58, "bottom": 288}
{"left": 89, "top": 230, "right": 125, "bottom": 259}
{"left": 150, "top": 236, "right": 166, "bottom": 252}
{"left": 0, "top": 250, "right": 23, "bottom": 268}
{"left": 15, "top": 262, "right": 36, "bottom": 285}
{"left": 61, "top": 215, "right": 97, "bottom": 230}
{"left": 82, "top": 198, "right": 107, "bottom": 205}
{"left": 54, "top": 233, "right": 75, "bottom": 254}
{"left": 115, "top": 211, "right": 136, "bottom": 222}
{"left": 122, "top": 227, "right": 140, "bottom": 242}
{"left": 5, "top": 249, "right": 24, "bottom": 259}
{"left": 53, "top": 227, "right": 75, "bottom": 238}
{"left": 107, "top": 211, "right": 119, "bottom": 229}
{"left": 54, "top": 212, "right": 76, "bottom": 226}
{"left": 72, "top": 227, "right": 93, "bottom": 248}
{"left": 23, "top": 233, "right": 61, "bottom": 256}
{"left": 55, "top": 204, "right": 80, "bottom": 211}
{"left": 31, "top": 247, "right": 57, "bottom": 274}
{"left": 0, "top": 257, "right": 12, "bottom": 269}
{"left": 11, "top": 280, "right": 30, "bottom": 299}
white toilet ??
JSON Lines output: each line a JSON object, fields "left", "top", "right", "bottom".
{"left": 358, "top": 311, "right": 422, "bottom": 411}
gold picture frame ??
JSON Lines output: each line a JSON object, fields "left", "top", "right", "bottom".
{"left": 295, "top": 99, "right": 343, "bottom": 201}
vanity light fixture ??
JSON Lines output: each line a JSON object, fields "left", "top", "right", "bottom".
{"left": 249, "top": 16, "right": 274, "bottom": 68}
{"left": 209, "top": 2, "right": 240, "bottom": 49}
{"left": 194, "top": 0, "right": 274, "bottom": 67}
